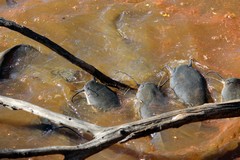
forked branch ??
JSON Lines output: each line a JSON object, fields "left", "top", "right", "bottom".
{"left": 0, "top": 95, "right": 240, "bottom": 159}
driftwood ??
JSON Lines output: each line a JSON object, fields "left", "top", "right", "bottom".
{"left": 0, "top": 95, "right": 240, "bottom": 159}
{"left": 0, "top": 17, "right": 133, "bottom": 90}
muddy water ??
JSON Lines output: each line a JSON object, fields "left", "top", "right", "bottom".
{"left": 0, "top": 0, "right": 240, "bottom": 159}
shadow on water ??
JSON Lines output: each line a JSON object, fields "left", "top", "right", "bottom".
{"left": 0, "top": 116, "right": 88, "bottom": 145}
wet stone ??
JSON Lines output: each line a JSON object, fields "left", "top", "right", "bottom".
{"left": 51, "top": 69, "right": 82, "bottom": 82}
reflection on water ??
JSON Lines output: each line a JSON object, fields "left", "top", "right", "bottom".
{"left": 1, "top": 0, "right": 240, "bottom": 159}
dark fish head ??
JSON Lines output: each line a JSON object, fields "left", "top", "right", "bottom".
{"left": 136, "top": 82, "right": 162, "bottom": 105}
{"left": 137, "top": 82, "right": 167, "bottom": 120}
{"left": 84, "top": 79, "right": 120, "bottom": 111}
{"left": 168, "top": 62, "right": 209, "bottom": 106}
{"left": 222, "top": 78, "right": 240, "bottom": 101}
{"left": 225, "top": 78, "right": 240, "bottom": 85}
{"left": 84, "top": 79, "right": 103, "bottom": 95}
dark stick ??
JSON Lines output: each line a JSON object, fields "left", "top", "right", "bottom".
{"left": 0, "top": 17, "right": 134, "bottom": 90}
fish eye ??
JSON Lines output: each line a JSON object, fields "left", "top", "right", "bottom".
{"left": 226, "top": 80, "right": 232, "bottom": 85}
{"left": 138, "top": 85, "right": 143, "bottom": 90}
{"left": 139, "top": 100, "right": 143, "bottom": 103}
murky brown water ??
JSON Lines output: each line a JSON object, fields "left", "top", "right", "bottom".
{"left": 1, "top": 0, "right": 240, "bottom": 159}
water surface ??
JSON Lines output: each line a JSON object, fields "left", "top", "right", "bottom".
{"left": 0, "top": 0, "right": 240, "bottom": 159}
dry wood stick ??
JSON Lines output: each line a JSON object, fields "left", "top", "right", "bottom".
{"left": 0, "top": 95, "right": 240, "bottom": 159}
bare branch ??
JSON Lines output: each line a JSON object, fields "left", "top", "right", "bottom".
{"left": 0, "top": 95, "right": 240, "bottom": 159}
{"left": 0, "top": 96, "right": 102, "bottom": 135}
{"left": 0, "top": 17, "right": 134, "bottom": 90}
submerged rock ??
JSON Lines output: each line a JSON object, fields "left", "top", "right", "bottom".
{"left": 6, "top": 0, "right": 17, "bottom": 7}
{"left": 51, "top": 69, "right": 83, "bottom": 82}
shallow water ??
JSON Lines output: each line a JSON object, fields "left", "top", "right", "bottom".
{"left": 1, "top": 0, "right": 240, "bottom": 159}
